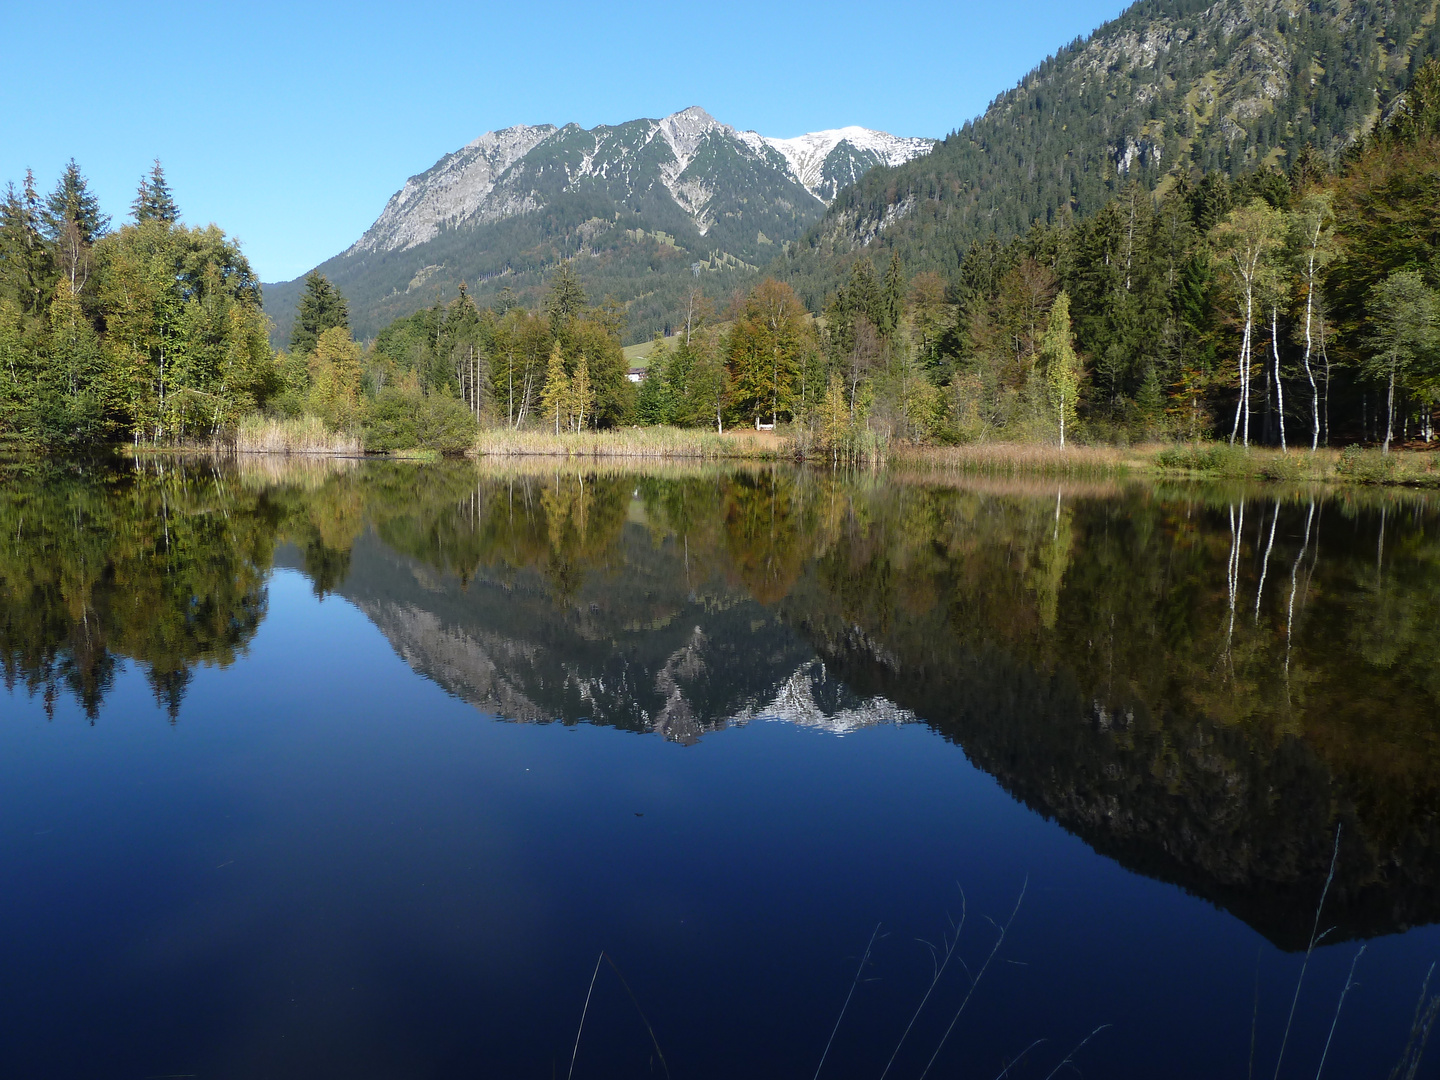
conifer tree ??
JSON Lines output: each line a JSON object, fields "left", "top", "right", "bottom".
{"left": 880, "top": 252, "right": 906, "bottom": 340}
{"left": 132, "top": 160, "right": 178, "bottom": 225}
{"left": 545, "top": 261, "right": 587, "bottom": 335}
{"left": 0, "top": 172, "right": 52, "bottom": 316}
{"left": 290, "top": 272, "right": 350, "bottom": 356}
{"left": 43, "top": 160, "right": 109, "bottom": 291}
{"left": 539, "top": 342, "right": 569, "bottom": 435}
{"left": 637, "top": 336, "right": 674, "bottom": 425}
{"left": 44, "top": 161, "right": 109, "bottom": 244}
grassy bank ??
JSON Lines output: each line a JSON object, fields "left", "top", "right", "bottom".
{"left": 471, "top": 425, "right": 790, "bottom": 460}
{"left": 188, "top": 414, "right": 1440, "bottom": 488}
{"left": 893, "top": 441, "right": 1440, "bottom": 486}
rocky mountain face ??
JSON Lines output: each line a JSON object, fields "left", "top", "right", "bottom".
{"left": 779, "top": 0, "right": 1440, "bottom": 295}
{"left": 264, "top": 108, "right": 933, "bottom": 343}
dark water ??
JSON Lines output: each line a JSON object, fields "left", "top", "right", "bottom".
{"left": 4, "top": 457, "right": 1440, "bottom": 1079}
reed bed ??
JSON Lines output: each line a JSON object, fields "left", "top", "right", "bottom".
{"left": 892, "top": 439, "right": 1440, "bottom": 487}
{"left": 890, "top": 441, "right": 1142, "bottom": 478}
{"left": 472, "top": 425, "right": 790, "bottom": 460}
{"left": 233, "top": 415, "right": 363, "bottom": 456}
{"left": 466, "top": 456, "right": 778, "bottom": 483}
{"left": 1153, "top": 442, "right": 1440, "bottom": 485}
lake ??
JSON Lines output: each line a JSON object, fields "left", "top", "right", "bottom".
{"left": 3, "top": 456, "right": 1438, "bottom": 1079}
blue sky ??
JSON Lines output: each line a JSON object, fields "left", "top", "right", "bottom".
{"left": 1, "top": 0, "right": 1127, "bottom": 284}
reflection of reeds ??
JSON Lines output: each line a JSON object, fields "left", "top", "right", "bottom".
{"left": 465, "top": 455, "right": 781, "bottom": 484}
{"left": 125, "top": 449, "right": 360, "bottom": 490}
{"left": 473, "top": 426, "right": 789, "bottom": 460}
{"left": 232, "top": 415, "right": 363, "bottom": 456}
{"left": 232, "top": 453, "right": 360, "bottom": 490}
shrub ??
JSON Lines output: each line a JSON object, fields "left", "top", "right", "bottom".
{"left": 1154, "top": 443, "right": 1252, "bottom": 476}
{"left": 1336, "top": 444, "right": 1400, "bottom": 483}
{"left": 363, "top": 386, "right": 477, "bottom": 453}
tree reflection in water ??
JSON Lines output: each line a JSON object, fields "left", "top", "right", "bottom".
{"left": 4, "top": 455, "right": 1439, "bottom": 948}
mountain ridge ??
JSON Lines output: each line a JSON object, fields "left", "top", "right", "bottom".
{"left": 264, "top": 107, "right": 934, "bottom": 344}
{"left": 773, "top": 0, "right": 1440, "bottom": 301}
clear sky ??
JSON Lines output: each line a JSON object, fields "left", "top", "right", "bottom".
{"left": 0, "top": 0, "right": 1128, "bottom": 284}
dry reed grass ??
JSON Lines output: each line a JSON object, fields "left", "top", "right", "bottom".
{"left": 891, "top": 442, "right": 1142, "bottom": 478}
{"left": 233, "top": 415, "right": 363, "bottom": 456}
{"left": 472, "top": 425, "right": 790, "bottom": 460}
{"left": 466, "top": 456, "right": 778, "bottom": 483}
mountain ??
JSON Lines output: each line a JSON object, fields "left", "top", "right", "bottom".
{"left": 262, "top": 108, "right": 934, "bottom": 344}
{"left": 775, "top": 0, "right": 1440, "bottom": 301}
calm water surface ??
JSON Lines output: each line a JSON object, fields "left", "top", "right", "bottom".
{"left": 3, "top": 457, "right": 1440, "bottom": 1079}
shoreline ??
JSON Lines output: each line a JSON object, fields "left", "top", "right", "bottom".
{"left": 89, "top": 432, "right": 1440, "bottom": 488}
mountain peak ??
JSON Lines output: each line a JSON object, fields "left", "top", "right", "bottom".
{"left": 270, "top": 108, "right": 934, "bottom": 344}
{"left": 343, "top": 109, "right": 934, "bottom": 260}
{"left": 662, "top": 105, "right": 718, "bottom": 127}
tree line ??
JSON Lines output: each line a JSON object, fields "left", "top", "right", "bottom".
{"left": 339, "top": 59, "right": 1440, "bottom": 455}
{"left": 5, "top": 60, "right": 1440, "bottom": 454}
{"left": 0, "top": 161, "right": 271, "bottom": 448}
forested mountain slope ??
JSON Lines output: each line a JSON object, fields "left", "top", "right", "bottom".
{"left": 262, "top": 109, "right": 933, "bottom": 344}
{"left": 774, "top": 0, "right": 1440, "bottom": 303}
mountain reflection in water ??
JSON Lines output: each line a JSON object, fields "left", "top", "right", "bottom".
{"left": 4, "top": 455, "right": 1439, "bottom": 954}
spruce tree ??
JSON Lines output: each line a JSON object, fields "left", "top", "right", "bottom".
{"left": 132, "top": 160, "right": 179, "bottom": 225}
{"left": 290, "top": 272, "right": 350, "bottom": 356}
{"left": 545, "top": 261, "right": 587, "bottom": 334}
{"left": 44, "top": 161, "right": 109, "bottom": 245}
{"left": 44, "top": 160, "right": 109, "bottom": 292}
{"left": 0, "top": 172, "right": 53, "bottom": 316}
{"left": 880, "top": 252, "right": 905, "bottom": 339}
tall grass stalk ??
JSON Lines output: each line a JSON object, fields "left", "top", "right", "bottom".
{"left": 1273, "top": 825, "right": 1342, "bottom": 1080}
{"left": 880, "top": 890, "right": 967, "bottom": 1080}
{"left": 567, "top": 952, "right": 604, "bottom": 1080}
{"left": 565, "top": 951, "right": 671, "bottom": 1080}
{"left": 813, "top": 923, "right": 881, "bottom": 1080}
{"left": 917, "top": 878, "right": 1028, "bottom": 1080}
{"left": 993, "top": 1037, "right": 1048, "bottom": 1079}
{"left": 892, "top": 442, "right": 1135, "bottom": 479}
{"left": 1388, "top": 963, "right": 1440, "bottom": 1080}
{"left": 1041, "top": 1025, "right": 1112, "bottom": 1080}
{"left": 606, "top": 953, "right": 670, "bottom": 1078}
{"left": 1315, "top": 945, "right": 1365, "bottom": 1080}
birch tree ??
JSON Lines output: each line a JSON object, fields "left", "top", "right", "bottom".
{"left": 1041, "top": 290, "right": 1081, "bottom": 448}
{"left": 1210, "top": 201, "right": 1283, "bottom": 447}
{"left": 1363, "top": 271, "right": 1439, "bottom": 453}
{"left": 1289, "top": 195, "right": 1336, "bottom": 451}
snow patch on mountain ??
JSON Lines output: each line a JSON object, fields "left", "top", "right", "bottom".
{"left": 760, "top": 127, "right": 936, "bottom": 201}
